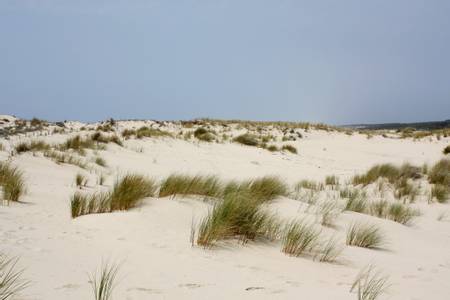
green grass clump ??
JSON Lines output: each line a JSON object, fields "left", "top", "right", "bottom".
{"left": 428, "top": 159, "right": 450, "bottom": 186}
{"left": 325, "top": 175, "right": 339, "bottom": 186}
{"left": 59, "top": 135, "right": 96, "bottom": 154}
{"left": 344, "top": 194, "right": 367, "bottom": 213}
{"left": 385, "top": 203, "right": 419, "bottom": 225}
{"left": 159, "top": 174, "right": 222, "bottom": 198}
{"left": 0, "top": 163, "right": 25, "bottom": 202}
{"left": 351, "top": 265, "right": 390, "bottom": 300}
{"left": 394, "top": 178, "right": 418, "bottom": 202}
{"left": 266, "top": 145, "right": 279, "bottom": 152}
{"left": 90, "top": 262, "right": 119, "bottom": 300}
{"left": 75, "top": 173, "right": 87, "bottom": 187}
{"left": 443, "top": 145, "right": 450, "bottom": 155}
{"left": 353, "top": 164, "right": 400, "bottom": 186}
{"left": 95, "top": 157, "right": 107, "bottom": 167}
{"left": 281, "top": 144, "right": 297, "bottom": 154}
{"left": 0, "top": 254, "right": 30, "bottom": 300}
{"left": 295, "top": 180, "right": 323, "bottom": 191}
{"left": 15, "top": 140, "right": 51, "bottom": 153}
{"left": 233, "top": 133, "right": 259, "bottom": 147}
{"left": 223, "top": 176, "right": 288, "bottom": 203}
{"left": 71, "top": 174, "right": 157, "bottom": 218}
{"left": 432, "top": 184, "right": 449, "bottom": 203}
{"left": 194, "top": 127, "right": 215, "bottom": 142}
{"left": 136, "top": 126, "right": 172, "bottom": 139}
{"left": 281, "top": 220, "right": 321, "bottom": 257}
{"left": 346, "top": 222, "right": 384, "bottom": 249}
{"left": 196, "top": 191, "right": 280, "bottom": 247}
{"left": 109, "top": 174, "right": 157, "bottom": 211}
{"left": 91, "top": 132, "right": 123, "bottom": 146}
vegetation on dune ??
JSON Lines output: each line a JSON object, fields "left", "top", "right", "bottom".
{"left": 352, "top": 164, "right": 401, "bottom": 186}
{"left": 325, "top": 175, "right": 339, "bottom": 186}
{"left": 75, "top": 173, "right": 87, "bottom": 188}
{"left": 346, "top": 222, "right": 385, "bottom": 249}
{"left": 196, "top": 191, "right": 280, "bottom": 247}
{"left": 351, "top": 265, "right": 390, "bottom": 300}
{"left": 431, "top": 184, "right": 449, "bottom": 203}
{"left": 233, "top": 133, "right": 259, "bottom": 147}
{"left": 281, "top": 144, "right": 297, "bottom": 154}
{"left": 193, "top": 127, "right": 216, "bottom": 142}
{"left": 15, "top": 140, "right": 51, "bottom": 153}
{"left": 122, "top": 126, "right": 172, "bottom": 139}
{"left": 223, "top": 176, "right": 288, "bottom": 203}
{"left": 0, "top": 163, "right": 25, "bottom": 202}
{"left": 281, "top": 220, "right": 321, "bottom": 257}
{"left": 90, "top": 262, "right": 119, "bottom": 300}
{"left": 428, "top": 159, "right": 450, "bottom": 186}
{"left": 71, "top": 174, "right": 157, "bottom": 218}
{"left": 159, "top": 174, "right": 222, "bottom": 198}
{"left": 443, "top": 145, "right": 450, "bottom": 155}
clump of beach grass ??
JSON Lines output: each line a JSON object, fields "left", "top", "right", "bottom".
{"left": 196, "top": 191, "right": 280, "bottom": 247}
{"left": 444, "top": 145, "right": 450, "bottom": 155}
{"left": 75, "top": 173, "right": 87, "bottom": 188}
{"left": 15, "top": 140, "right": 51, "bottom": 153}
{"left": 346, "top": 222, "right": 385, "bottom": 249}
{"left": 344, "top": 194, "right": 368, "bottom": 213}
{"left": 281, "top": 220, "right": 321, "bottom": 257}
{"left": 233, "top": 133, "right": 259, "bottom": 147}
{"left": 223, "top": 176, "right": 288, "bottom": 203}
{"left": 385, "top": 202, "right": 419, "bottom": 225}
{"left": 428, "top": 159, "right": 450, "bottom": 186}
{"left": 431, "top": 184, "right": 449, "bottom": 203}
{"left": 325, "top": 175, "right": 339, "bottom": 186}
{"left": 71, "top": 174, "right": 157, "bottom": 218}
{"left": 313, "top": 237, "right": 344, "bottom": 263}
{"left": 194, "top": 127, "right": 215, "bottom": 142}
{"left": 159, "top": 174, "right": 223, "bottom": 199}
{"left": 95, "top": 157, "right": 107, "bottom": 167}
{"left": 281, "top": 144, "right": 297, "bottom": 154}
{"left": 350, "top": 265, "right": 390, "bottom": 300}
{"left": 0, "top": 254, "right": 30, "bottom": 300}
{"left": 0, "top": 163, "right": 25, "bottom": 202}
{"left": 89, "top": 262, "right": 119, "bottom": 300}
{"left": 353, "top": 164, "right": 400, "bottom": 186}
{"left": 315, "top": 200, "right": 340, "bottom": 227}
{"left": 266, "top": 145, "right": 279, "bottom": 152}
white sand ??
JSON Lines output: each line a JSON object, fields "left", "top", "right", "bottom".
{"left": 1, "top": 121, "right": 450, "bottom": 299}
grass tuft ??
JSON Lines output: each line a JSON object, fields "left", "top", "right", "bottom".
{"left": 281, "top": 220, "right": 321, "bottom": 257}
{"left": 89, "top": 262, "right": 119, "bottom": 300}
{"left": 346, "top": 222, "right": 384, "bottom": 249}
{"left": 351, "top": 265, "right": 390, "bottom": 300}
{"left": 71, "top": 174, "right": 157, "bottom": 218}
{"left": 281, "top": 144, "right": 297, "bottom": 154}
{"left": 233, "top": 133, "right": 259, "bottom": 147}
{"left": 0, "top": 163, "right": 25, "bottom": 202}
{"left": 159, "top": 174, "right": 222, "bottom": 198}
{"left": 196, "top": 191, "right": 280, "bottom": 247}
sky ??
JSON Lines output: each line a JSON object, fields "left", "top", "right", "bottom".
{"left": 1, "top": 0, "right": 449, "bottom": 125}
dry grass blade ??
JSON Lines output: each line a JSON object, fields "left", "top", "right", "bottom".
{"left": 90, "top": 262, "right": 119, "bottom": 300}
{"left": 0, "top": 254, "right": 30, "bottom": 300}
{"left": 351, "top": 265, "right": 390, "bottom": 300}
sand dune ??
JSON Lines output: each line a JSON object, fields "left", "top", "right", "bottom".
{"left": 1, "top": 118, "right": 449, "bottom": 299}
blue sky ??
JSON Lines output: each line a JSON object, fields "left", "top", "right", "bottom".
{"left": 1, "top": 0, "right": 449, "bottom": 124}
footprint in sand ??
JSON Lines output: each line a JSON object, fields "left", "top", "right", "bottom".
{"left": 178, "top": 283, "right": 203, "bottom": 289}
{"left": 127, "top": 287, "right": 162, "bottom": 294}
{"left": 55, "top": 283, "right": 81, "bottom": 290}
